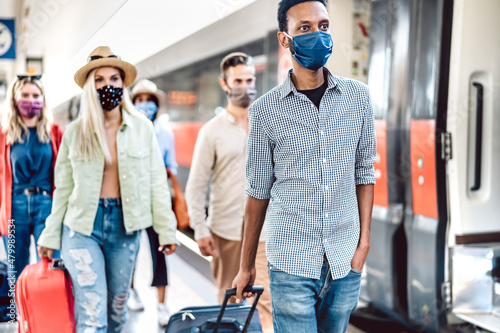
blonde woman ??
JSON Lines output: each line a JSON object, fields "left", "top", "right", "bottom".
{"left": 37, "top": 46, "right": 178, "bottom": 332}
{"left": 0, "top": 75, "right": 63, "bottom": 282}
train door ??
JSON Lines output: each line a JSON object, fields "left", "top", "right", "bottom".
{"left": 363, "top": 0, "right": 410, "bottom": 319}
{"left": 403, "top": 0, "right": 453, "bottom": 331}
{"left": 445, "top": 0, "right": 500, "bottom": 331}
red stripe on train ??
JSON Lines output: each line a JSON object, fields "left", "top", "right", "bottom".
{"left": 374, "top": 119, "right": 389, "bottom": 208}
{"left": 410, "top": 120, "right": 438, "bottom": 219}
{"left": 171, "top": 122, "right": 205, "bottom": 168}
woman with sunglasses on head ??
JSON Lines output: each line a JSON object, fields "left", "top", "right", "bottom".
{"left": 37, "top": 46, "right": 178, "bottom": 332}
{"left": 0, "top": 75, "right": 63, "bottom": 282}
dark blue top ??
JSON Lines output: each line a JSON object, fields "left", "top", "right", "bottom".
{"left": 10, "top": 127, "right": 53, "bottom": 193}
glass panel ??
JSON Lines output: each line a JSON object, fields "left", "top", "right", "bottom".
{"left": 411, "top": 0, "right": 440, "bottom": 119}
{"left": 368, "top": 0, "right": 390, "bottom": 120}
{"left": 152, "top": 39, "right": 267, "bottom": 122}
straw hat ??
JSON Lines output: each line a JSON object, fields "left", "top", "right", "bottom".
{"left": 131, "top": 79, "right": 166, "bottom": 106}
{"left": 74, "top": 46, "right": 137, "bottom": 88}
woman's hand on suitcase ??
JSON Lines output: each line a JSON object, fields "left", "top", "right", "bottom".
{"left": 37, "top": 246, "right": 55, "bottom": 260}
{"left": 158, "top": 244, "right": 177, "bottom": 255}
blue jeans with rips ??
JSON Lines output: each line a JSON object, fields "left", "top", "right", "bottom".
{"left": 61, "top": 198, "right": 140, "bottom": 333}
{"left": 3, "top": 193, "right": 59, "bottom": 281}
{"left": 268, "top": 258, "right": 362, "bottom": 333}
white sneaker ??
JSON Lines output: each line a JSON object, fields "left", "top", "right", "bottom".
{"left": 127, "top": 289, "right": 145, "bottom": 311}
{"left": 157, "top": 303, "right": 171, "bottom": 326}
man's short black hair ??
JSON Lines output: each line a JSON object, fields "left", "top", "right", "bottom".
{"left": 277, "top": 0, "right": 328, "bottom": 32}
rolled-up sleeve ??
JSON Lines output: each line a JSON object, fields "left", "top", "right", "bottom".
{"left": 245, "top": 105, "right": 275, "bottom": 199}
{"left": 355, "top": 92, "right": 377, "bottom": 185}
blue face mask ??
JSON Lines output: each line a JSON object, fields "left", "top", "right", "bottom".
{"left": 285, "top": 31, "right": 333, "bottom": 70}
{"left": 135, "top": 101, "right": 158, "bottom": 121}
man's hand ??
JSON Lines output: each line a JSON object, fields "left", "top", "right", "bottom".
{"left": 37, "top": 246, "right": 55, "bottom": 260}
{"left": 233, "top": 197, "right": 269, "bottom": 302}
{"left": 350, "top": 241, "right": 370, "bottom": 271}
{"left": 197, "top": 237, "right": 216, "bottom": 256}
{"left": 232, "top": 266, "right": 256, "bottom": 303}
{"left": 159, "top": 244, "right": 177, "bottom": 255}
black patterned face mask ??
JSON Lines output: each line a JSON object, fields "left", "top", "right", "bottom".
{"left": 96, "top": 85, "right": 123, "bottom": 111}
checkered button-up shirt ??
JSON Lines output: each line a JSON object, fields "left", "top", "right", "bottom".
{"left": 246, "top": 69, "right": 376, "bottom": 280}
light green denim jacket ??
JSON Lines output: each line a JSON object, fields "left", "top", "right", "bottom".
{"left": 38, "top": 109, "right": 178, "bottom": 250}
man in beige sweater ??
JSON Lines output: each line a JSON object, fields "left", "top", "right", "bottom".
{"left": 185, "top": 52, "right": 272, "bottom": 333}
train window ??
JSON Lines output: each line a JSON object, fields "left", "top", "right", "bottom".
{"left": 367, "top": 0, "right": 389, "bottom": 121}
{"left": 151, "top": 38, "right": 273, "bottom": 123}
{"left": 411, "top": 0, "right": 440, "bottom": 120}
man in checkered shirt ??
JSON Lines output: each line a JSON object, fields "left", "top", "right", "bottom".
{"left": 233, "top": 0, "right": 376, "bottom": 332}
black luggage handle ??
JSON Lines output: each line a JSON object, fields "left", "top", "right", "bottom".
{"left": 213, "top": 285, "right": 264, "bottom": 333}
{"left": 50, "top": 259, "right": 66, "bottom": 270}
{"left": 201, "top": 318, "right": 241, "bottom": 332}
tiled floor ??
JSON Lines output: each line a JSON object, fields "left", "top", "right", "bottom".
{"left": 0, "top": 232, "right": 218, "bottom": 333}
{"left": 123, "top": 232, "right": 217, "bottom": 332}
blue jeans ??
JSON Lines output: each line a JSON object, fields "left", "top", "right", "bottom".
{"left": 3, "top": 193, "right": 59, "bottom": 281}
{"left": 268, "top": 258, "right": 362, "bottom": 333}
{"left": 61, "top": 198, "right": 140, "bottom": 333}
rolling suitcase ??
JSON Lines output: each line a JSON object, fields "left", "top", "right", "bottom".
{"left": 0, "top": 260, "right": 14, "bottom": 322}
{"left": 165, "top": 286, "right": 264, "bottom": 333}
{"left": 15, "top": 257, "right": 75, "bottom": 333}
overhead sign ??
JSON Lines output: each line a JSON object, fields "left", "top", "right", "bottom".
{"left": 0, "top": 19, "right": 15, "bottom": 59}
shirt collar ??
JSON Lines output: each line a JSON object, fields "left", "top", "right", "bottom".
{"left": 220, "top": 109, "right": 238, "bottom": 125}
{"left": 279, "top": 67, "right": 342, "bottom": 99}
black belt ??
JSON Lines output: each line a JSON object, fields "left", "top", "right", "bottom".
{"left": 14, "top": 187, "right": 51, "bottom": 197}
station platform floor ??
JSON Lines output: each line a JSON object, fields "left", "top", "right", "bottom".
{"left": 0, "top": 232, "right": 365, "bottom": 333}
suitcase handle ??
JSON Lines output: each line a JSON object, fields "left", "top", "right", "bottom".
{"left": 40, "top": 258, "right": 66, "bottom": 277}
{"left": 213, "top": 286, "right": 264, "bottom": 333}
{"left": 202, "top": 318, "right": 240, "bottom": 331}
{"left": 40, "top": 257, "right": 51, "bottom": 276}
{"left": 50, "top": 259, "right": 66, "bottom": 270}
{"left": 224, "top": 286, "right": 264, "bottom": 299}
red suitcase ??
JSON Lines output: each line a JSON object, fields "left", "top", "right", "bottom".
{"left": 15, "top": 257, "right": 75, "bottom": 333}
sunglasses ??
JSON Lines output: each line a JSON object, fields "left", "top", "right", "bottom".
{"left": 87, "top": 55, "right": 121, "bottom": 63}
{"left": 223, "top": 55, "right": 252, "bottom": 68}
{"left": 17, "top": 75, "right": 42, "bottom": 81}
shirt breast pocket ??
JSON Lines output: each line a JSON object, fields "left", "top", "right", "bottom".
{"left": 127, "top": 148, "right": 150, "bottom": 180}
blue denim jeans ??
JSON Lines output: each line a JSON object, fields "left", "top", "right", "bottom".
{"left": 268, "top": 258, "right": 362, "bottom": 333}
{"left": 3, "top": 193, "right": 59, "bottom": 281}
{"left": 61, "top": 198, "right": 140, "bottom": 333}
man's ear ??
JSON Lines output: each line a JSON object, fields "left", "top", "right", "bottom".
{"left": 277, "top": 31, "right": 291, "bottom": 49}
{"left": 219, "top": 78, "right": 230, "bottom": 94}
